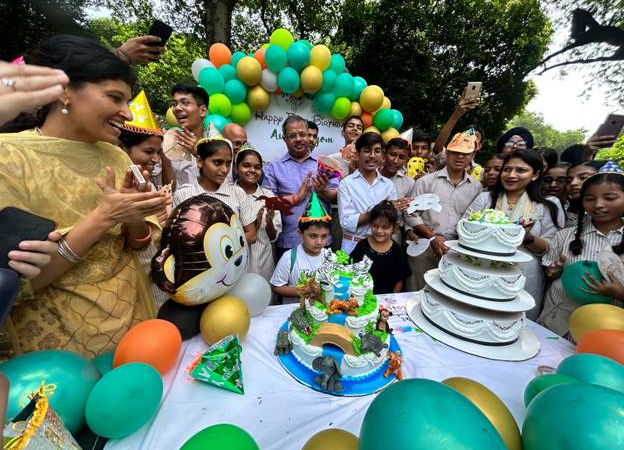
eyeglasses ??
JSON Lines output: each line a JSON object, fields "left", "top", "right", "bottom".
{"left": 169, "top": 99, "right": 197, "bottom": 108}
{"left": 360, "top": 147, "right": 384, "bottom": 156}
{"left": 504, "top": 140, "right": 527, "bottom": 148}
{"left": 285, "top": 132, "right": 308, "bottom": 140}
{"left": 543, "top": 177, "right": 570, "bottom": 185}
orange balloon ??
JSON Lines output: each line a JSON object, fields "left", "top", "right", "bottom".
{"left": 208, "top": 43, "right": 232, "bottom": 68}
{"left": 577, "top": 329, "right": 624, "bottom": 365}
{"left": 113, "top": 319, "right": 182, "bottom": 375}
{"left": 361, "top": 112, "right": 373, "bottom": 128}
{"left": 254, "top": 47, "right": 267, "bottom": 69}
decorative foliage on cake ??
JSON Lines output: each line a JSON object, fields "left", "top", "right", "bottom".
{"left": 289, "top": 308, "right": 320, "bottom": 343}
{"left": 467, "top": 208, "right": 511, "bottom": 224}
{"left": 460, "top": 254, "right": 512, "bottom": 269}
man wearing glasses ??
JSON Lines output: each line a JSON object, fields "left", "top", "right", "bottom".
{"left": 263, "top": 115, "right": 338, "bottom": 260}
{"left": 496, "top": 127, "right": 534, "bottom": 154}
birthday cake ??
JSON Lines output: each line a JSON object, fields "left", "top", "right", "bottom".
{"left": 456, "top": 209, "right": 525, "bottom": 256}
{"left": 438, "top": 253, "right": 526, "bottom": 301}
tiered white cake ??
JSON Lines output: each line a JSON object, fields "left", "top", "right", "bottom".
{"left": 407, "top": 209, "right": 540, "bottom": 360}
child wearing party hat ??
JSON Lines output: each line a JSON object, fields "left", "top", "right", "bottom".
{"left": 270, "top": 191, "right": 331, "bottom": 303}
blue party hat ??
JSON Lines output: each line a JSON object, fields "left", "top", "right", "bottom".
{"left": 598, "top": 160, "right": 624, "bottom": 174}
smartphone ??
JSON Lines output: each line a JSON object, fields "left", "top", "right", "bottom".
{"left": 148, "top": 19, "right": 173, "bottom": 47}
{"left": 595, "top": 114, "right": 624, "bottom": 140}
{"left": 130, "top": 164, "right": 147, "bottom": 192}
{"left": 0, "top": 207, "right": 56, "bottom": 270}
{"left": 464, "top": 82, "right": 482, "bottom": 101}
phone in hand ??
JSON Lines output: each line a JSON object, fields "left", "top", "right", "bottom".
{"left": 148, "top": 19, "right": 173, "bottom": 47}
{"left": 130, "top": 164, "right": 148, "bottom": 192}
{"left": 0, "top": 207, "right": 56, "bottom": 271}
{"left": 595, "top": 114, "right": 624, "bottom": 141}
{"left": 464, "top": 82, "right": 482, "bottom": 101}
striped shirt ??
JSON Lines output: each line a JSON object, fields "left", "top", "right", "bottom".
{"left": 538, "top": 219, "right": 624, "bottom": 337}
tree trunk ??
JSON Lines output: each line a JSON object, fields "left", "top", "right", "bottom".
{"left": 201, "top": 0, "right": 238, "bottom": 49}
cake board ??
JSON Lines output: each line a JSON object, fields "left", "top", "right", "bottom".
{"left": 276, "top": 321, "right": 401, "bottom": 396}
{"left": 405, "top": 294, "right": 541, "bottom": 362}
{"left": 446, "top": 240, "right": 533, "bottom": 263}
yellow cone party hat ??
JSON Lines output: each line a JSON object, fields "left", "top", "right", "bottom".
{"left": 123, "top": 90, "right": 163, "bottom": 136}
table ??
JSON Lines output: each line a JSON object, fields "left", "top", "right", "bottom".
{"left": 105, "top": 292, "right": 574, "bottom": 450}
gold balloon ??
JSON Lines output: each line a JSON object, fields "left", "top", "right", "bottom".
{"left": 359, "top": 85, "right": 384, "bottom": 112}
{"left": 300, "top": 65, "right": 323, "bottom": 93}
{"left": 350, "top": 101, "right": 362, "bottom": 117}
{"left": 247, "top": 85, "right": 270, "bottom": 111}
{"left": 301, "top": 429, "right": 358, "bottom": 450}
{"left": 569, "top": 303, "right": 624, "bottom": 343}
{"left": 443, "top": 377, "right": 521, "bottom": 450}
{"left": 199, "top": 295, "right": 250, "bottom": 345}
{"left": 165, "top": 107, "right": 178, "bottom": 127}
{"left": 236, "top": 56, "right": 262, "bottom": 86}
{"left": 309, "top": 45, "right": 331, "bottom": 71}
{"left": 381, "top": 96, "right": 391, "bottom": 110}
{"left": 364, "top": 126, "right": 380, "bottom": 135}
{"left": 381, "top": 127, "right": 400, "bottom": 143}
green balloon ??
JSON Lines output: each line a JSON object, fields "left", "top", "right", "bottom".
{"left": 265, "top": 45, "right": 287, "bottom": 73}
{"left": 198, "top": 67, "right": 224, "bottom": 95}
{"left": 523, "top": 383, "right": 624, "bottom": 450}
{"left": 218, "top": 64, "right": 237, "bottom": 82}
{"left": 209, "top": 93, "right": 232, "bottom": 117}
{"left": 230, "top": 102, "right": 252, "bottom": 125}
{"left": 524, "top": 374, "right": 579, "bottom": 407}
{"left": 373, "top": 108, "right": 394, "bottom": 131}
{"left": 390, "top": 109, "right": 404, "bottom": 129}
{"left": 231, "top": 51, "right": 246, "bottom": 68}
{"left": 320, "top": 70, "right": 336, "bottom": 92}
{"left": 286, "top": 42, "right": 310, "bottom": 71}
{"left": 561, "top": 260, "right": 612, "bottom": 304}
{"left": 360, "top": 379, "right": 506, "bottom": 450}
{"left": 329, "top": 54, "right": 346, "bottom": 74}
{"left": 179, "top": 424, "right": 259, "bottom": 450}
{"left": 204, "top": 114, "right": 230, "bottom": 132}
{"left": 557, "top": 353, "right": 624, "bottom": 394}
{"left": 297, "top": 39, "right": 313, "bottom": 50}
{"left": 0, "top": 350, "right": 100, "bottom": 434}
{"left": 349, "top": 76, "right": 367, "bottom": 101}
{"left": 92, "top": 351, "right": 114, "bottom": 377}
{"left": 333, "top": 73, "right": 354, "bottom": 98}
{"left": 85, "top": 363, "right": 162, "bottom": 439}
{"left": 313, "top": 92, "right": 336, "bottom": 115}
{"left": 331, "top": 97, "right": 351, "bottom": 120}
{"left": 277, "top": 67, "right": 300, "bottom": 94}
{"left": 224, "top": 79, "right": 247, "bottom": 104}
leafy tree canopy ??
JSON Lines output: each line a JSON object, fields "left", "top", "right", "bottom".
{"left": 508, "top": 110, "right": 587, "bottom": 151}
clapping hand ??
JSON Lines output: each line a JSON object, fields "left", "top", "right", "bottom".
{"left": 391, "top": 197, "right": 411, "bottom": 212}
{"left": 312, "top": 171, "right": 330, "bottom": 193}
{"left": 174, "top": 127, "right": 199, "bottom": 155}
{"left": 545, "top": 254, "right": 566, "bottom": 280}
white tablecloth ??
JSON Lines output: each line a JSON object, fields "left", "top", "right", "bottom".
{"left": 105, "top": 292, "right": 574, "bottom": 450}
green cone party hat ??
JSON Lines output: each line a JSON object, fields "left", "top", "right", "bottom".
{"left": 299, "top": 191, "right": 331, "bottom": 223}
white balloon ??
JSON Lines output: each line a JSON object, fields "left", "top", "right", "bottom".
{"left": 191, "top": 58, "right": 214, "bottom": 81}
{"left": 228, "top": 273, "right": 271, "bottom": 317}
{"left": 260, "top": 69, "right": 278, "bottom": 93}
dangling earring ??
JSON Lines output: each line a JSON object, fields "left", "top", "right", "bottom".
{"left": 61, "top": 100, "right": 69, "bottom": 115}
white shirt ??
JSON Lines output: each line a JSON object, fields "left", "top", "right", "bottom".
{"left": 270, "top": 244, "right": 324, "bottom": 302}
{"left": 338, "top": 169, "right": 398, "bottom": 237}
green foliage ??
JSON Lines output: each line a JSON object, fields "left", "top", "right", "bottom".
{"left": 351, "top": 333, "right": 362, "bottom": 356}
{"left": 508, "top": 110, "right": 587, "bottom": 151}
{"left": 88, "top": 18, "right": 202, "bottom": 113}
{"left": 364, "top": 321, "right": 387, "bottom": 344}
{"left": 335, "top": 0, "right": 552, "bottom": 150}
{"left": 335, "top": 250, "right": 351, "bottom": 265}
{"left": 357, "top": 291, "right": 377, "bottom": 316}
{"left": 313, "top": 300, "right": 327, "bottom": 311}
{"left": 595, "top": 134, "right": 624, "bottom": 165}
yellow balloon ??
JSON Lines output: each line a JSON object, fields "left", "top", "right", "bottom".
{"left": 301, "top": 429, "right": 358, "bottom": 450}
{"left": 381, "top": 127, "right": 400, "bottom": 143}
{"left": 236, "top": 56, "right": 262, "bottom": 86}
{"left": 569, "top": 303, "right": 624, "bottom": 343}
{"left": 349, "top": 101, "right": 362, "bottom": 117}
{"left": 300, "top": 65, "right": 323, "bottom": 93}
{"left": 381, "top": 96, "right": 391, "bottom": 110}
{"left": 443, "top": 377, "right": 521, "bottom": 450}
{"left": 309, "top": 45, "right": 331, "bottom": 71}
{"left": 364, "top": 126, "right": 380, "bottom": 135}
{"left": 359, "top": 85, "right": 384, "bottom": 112}
{"left": 247, "top": 85, "right": 270, "bottom": 111}
{"left": 165, "top": 107, "right": 178, "bottom": 127}
{"left": 199, "top": 295, "right": 250, "bottom": 345}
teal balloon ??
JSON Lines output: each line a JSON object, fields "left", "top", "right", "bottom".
{"left": 561, "top": 260, "right": 612, "bottom": 304}
{"left": 557, "top": 353, "right": 624, "bottom": 394}
{"left": 359, "top": 379, "right": 506, "bottom": 450}
{"left": 297, "top": 39, "right": 313, "bottom": 51}
{"left": 92, "top": 351, "right": 114, "bottom": 377}
{"left": 265, "top": 45, "right": 287, "bottom": 73}
{"left": 85, "top": 363, "right": 163, "bottom": 439}
{"left": 231, "top": 51, "right": 246, "bottom": 68}
{"left": 333, "top": 73, "right": 354, "bottom": 97}
{"left": 524, "top": 374, "right": 579, "bottom": 407}
{"left": 286, "top": 42, "right": 310, "bottom": 71}
{"left": 224, "top": 79, "right": 247, "bottom": 104}
{"left": 208, "top": 93, "right": 232, "bottom": 117}
{"left": 523, "top": 382, "right": 624, "bottom": 450}
{"left": 179, "top": 424, "right": 260, "bottom": 450}
{"left": 204, "top": 114, "right": 230, "bottom": 132}
{"left": 331, "top": 97, "right": 351, "bottom": 120}
{"left": 0, "top": 350, "right": 100, "bottom": 434}
{"left": 373, "top": 108, "right": 394, "bottom": 131}
{"left": 312, "top": 92, "right": 336, "bottom": 115}
{"left": 277, "top": 67, "right": 300, "bottom": 94}
{"left": 390, "top": 109, "right": 404, "bottom": 129}
{"left": 320, "top": 70, "right": 336, "bottom": 92}
{"left": 198, "top": 67, "right": 224, "bottom": 95}
{"left": 329, "top": 54, "right": 346, "bottom": 74}
{"left": 349, "top": 76, "right": 367, "bottom": 101}
{"left": 218, "top": 64, "right": 237, "bottom": 82}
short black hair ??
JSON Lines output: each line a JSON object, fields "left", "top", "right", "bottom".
{"left": 282, "top": 114, "right": 308, "bottom": 135}
{"left": 369, "top": 200, "right": 399, "bottom": 225}
{"left": 118, "top": 128, "right": 162, "bottom": 149}
{"left": 412, "top": 128, "right": 432, "bottom": 147}
{"left": 298, "top": 220, "right": 331, "bottom": 232}
{"left": 342, "top": 116, "right": 364, "bottom": 131}
{"left": 307, "top": 121, "right": 319, "bottom": 132}
{"left": 534, "top": 146, "right": 558, "bottom": 170}
{"left": 197, "top": 139, "right": 231, "bottom": 159}
{"left": 560, "top": 144, "right": 586, "bottom": 165}
{"left": 386, "top": 137, "right": 410, "bottom": 154}
{"left": 171, "top": 83, "right": 208, "bottom": 106}
{"left": 355, "top": 132, "right": 384, "bottom": 152}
